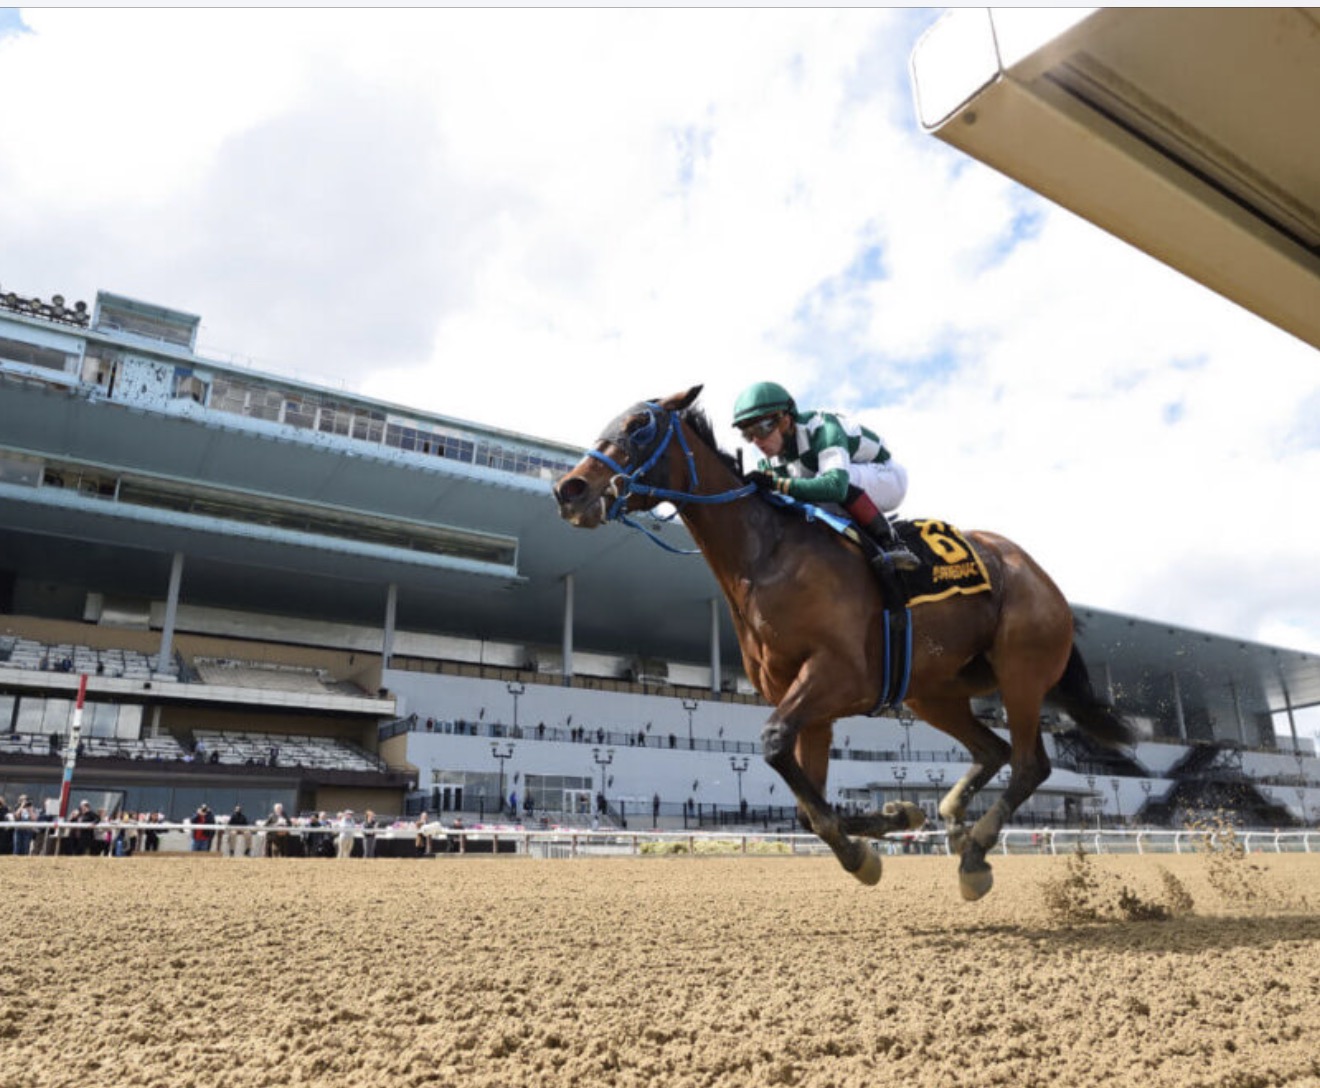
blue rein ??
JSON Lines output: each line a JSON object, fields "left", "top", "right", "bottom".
{"left": 585, "top": 403, "right": 756, "bottom": 555}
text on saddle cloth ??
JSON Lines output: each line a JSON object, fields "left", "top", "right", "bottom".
{"left": 892, "top": 520, "right": 992, "bottom": 607}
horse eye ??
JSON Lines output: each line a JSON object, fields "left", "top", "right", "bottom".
{"left": 624, "top": 417, "right": 647, "bottom": 434}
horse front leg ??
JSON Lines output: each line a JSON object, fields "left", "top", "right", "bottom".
{"left": 762, "top": 711, "right": 883, "bottom": 885}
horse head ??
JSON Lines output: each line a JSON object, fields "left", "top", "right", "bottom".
{"left": 553, "top": 385, "right": 704, "bottom": 528}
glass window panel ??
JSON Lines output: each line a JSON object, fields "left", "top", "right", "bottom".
{"left": 15, "top": 698, "right": 45, "bottom": 733}
{"left": 0, "top": 453, "right": 42, "bottom": 487}
{"left": 117, "top": 704, "right": 143, "bottom": 739}
{"left": 42, "top": 698, "right": 74, "bottom": 734}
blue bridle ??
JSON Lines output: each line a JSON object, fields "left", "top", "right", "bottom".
{"left": 584, "top": 402, "right": 756, "bottom": 555}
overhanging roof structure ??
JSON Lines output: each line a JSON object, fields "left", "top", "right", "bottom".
{"left": 910, "top": 8, "right": 1320, "bottom": 351}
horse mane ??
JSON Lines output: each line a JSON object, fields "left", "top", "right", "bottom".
{"left": 681, "top": 406, "right": 745, "bottom": 478}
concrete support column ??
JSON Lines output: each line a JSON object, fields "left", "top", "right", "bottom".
{"left": 561, "top": 573, "right": 575, "bottom": 686}
{"left": 1171, "top": 672, "right": 1187, "bottom": 741}
{"left": 1229, "top": 680, "right": 1248, "bottom": 746}
{"left": 382, "top": 583, "right": 398, "bottom": 670}
{"left": 1280, "top": 680, "right": 1299, "bottom": 753}
{"left": 1102, "top": 661, "right": 1115, "bottom": 705}
{"left": 156, "top": 551, "right": 185, "bottom": 674}
{"left": 709, "top": 597, "right": 722, "bottom": 696}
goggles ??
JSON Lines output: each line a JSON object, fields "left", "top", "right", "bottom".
{"left": 738, "top": 415, "right": 781, "bottom": 442}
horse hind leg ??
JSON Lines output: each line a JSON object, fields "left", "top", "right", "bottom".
{"left": 840, "top": 801, "right": 926, "bottom": 841}
{"left": 905, "top": 696, "right": 1010, "bottom": 857}
{"left": 960, "top": 700, "right": 1052, "bottom": 902}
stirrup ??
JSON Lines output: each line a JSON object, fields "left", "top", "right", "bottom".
{"left": 875, "top": 546, "right": 919, "bottom": 573}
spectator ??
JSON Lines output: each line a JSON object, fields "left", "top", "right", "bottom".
{"left": 0, "top": 794, "right": 11, "bottom": 856}
{"left": 189, "top": 804, "right": 213, "bottom": 853}
{"left": 94, "top": 807, "right": 114, "bottom": 856}
{"left": 507, "top": 789, "right": 518, "bottom": 817}
{"left": 265, "top": 803, "right": 292, "bottom": 857}
{"left": 310, "top": 811, "right": 334, "bottom": 858}
{"left": 73, "top": 799, "right": 99, "bottom": 856}
{"left": 111, "top": 811, "right": 135, "bottom": 858}
{"left": 12, "top": 795, "right": 36, "bottom": 856}
{"left": 414, "top": 811, "right": 430, "bottom": 857}
{"left": 142, "top": 812, "right": 163, "bottom": 853}
{"left": 361, "top": 809, "right": 379, "bottom": 859}
{"left": 228, "top": 804, "right": 252, "bottom": 857}
{"left": 336, "top": 810, "right": 357, "bottom": 860}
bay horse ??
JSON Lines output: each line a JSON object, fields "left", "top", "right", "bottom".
{"left": 553, "top": 386, "right": 1133, "bottom": 900}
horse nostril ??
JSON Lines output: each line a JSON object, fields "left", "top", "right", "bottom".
{"left": 555, "top": 476, "right": 587, "bottom": 504}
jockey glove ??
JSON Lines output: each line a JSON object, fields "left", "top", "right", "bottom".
{"left": 746, "top": 471, "right": 780, "bottom": 493}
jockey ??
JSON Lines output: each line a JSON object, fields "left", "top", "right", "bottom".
{"left": 732, "top": 381, "right": 920, "bottom": 572}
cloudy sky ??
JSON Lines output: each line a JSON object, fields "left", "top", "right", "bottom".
{"left": 3, "top": 8, "right": 1318, "bottom": 738}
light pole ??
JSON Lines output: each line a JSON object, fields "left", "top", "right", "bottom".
{"left": 491, "top": 742, "right": 514, "bottom": 814}
{"left": 681, "top": 699, "right": 698, "bottom": 750}
{"left": 892, "top": 764, "right": 907, "bottom": 802}
{"left": 899, "top": 715, "right": 914, "bottom": 759}
{"left": 593, "top": 747, "right": 614, "bottom": 808}
{"left": 729, "top": 756, "right": 749, "bottom": 807}
{"left": 1139, "top": 778, "right": 1153, "bottom": 824}
{"left": 1110, "top": 777, "right": 1122, "bottom": 825}
{"left": 1085, "top": 773, "right": 1097, "bottom": 829}
{"left": 926, "top": 768, "right": 945, "bottom": 814}
{"left": 506, "top": 681, "right": 525, "bottom": 734}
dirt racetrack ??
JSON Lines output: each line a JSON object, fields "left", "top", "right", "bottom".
{"left": 1, "top": 850, "right": 1317, "bottom": 1088}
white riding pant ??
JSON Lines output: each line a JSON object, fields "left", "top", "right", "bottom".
{"left": 847, "top": 460, "right": 908, "bottom": 513}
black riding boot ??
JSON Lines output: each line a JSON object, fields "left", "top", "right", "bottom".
{"left": 860, "top": 512, "right": 920, "bottom": 572}
{"left": 844, "top": 488, "right": 919, "bottom": 572}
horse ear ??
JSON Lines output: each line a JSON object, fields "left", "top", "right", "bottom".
{"left": 658, "top": 385, "right": 703, "bottom": 412}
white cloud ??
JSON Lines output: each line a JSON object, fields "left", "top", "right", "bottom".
{"left": 3, "top": 8, "right": 1318, "bottom": 738}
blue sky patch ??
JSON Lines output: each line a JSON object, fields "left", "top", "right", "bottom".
{"left": 0, "top": 8, "right": 29, "bottom": 39}
{"left": 1162, "top": 401, "right": 1185, "bottom": 425}
{"left": 976, "top": 196, "right": 1046, "bottom": 271}
{"left": 786, "top": 231, "right": 972, "bottom": 409}
{"left": 846, "top": 242, "right": 887, "bottom": 285}
{"left": 670, "top": 122, "right": 713, "bottom": 189}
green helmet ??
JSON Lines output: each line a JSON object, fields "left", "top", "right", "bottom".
{"left": 731, "top": 381, "right": 796, "bottom": 427}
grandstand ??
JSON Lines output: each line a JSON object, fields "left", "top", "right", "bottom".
{"left": 1, "top": 281, "right": 1318, "bottom": 834}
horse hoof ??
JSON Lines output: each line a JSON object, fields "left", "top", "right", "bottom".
{"left": 849, "top": 845, "right": 883, "bottom": 886}
{"left": 883, "top": 801, "right": 926, "bottom": 831}
{"left": 958, "top": 862, "right": 994, "bottom": 902}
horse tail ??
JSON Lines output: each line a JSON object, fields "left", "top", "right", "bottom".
{"left": 1046, "top": 642, "right": 1136, "bottom": 751}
